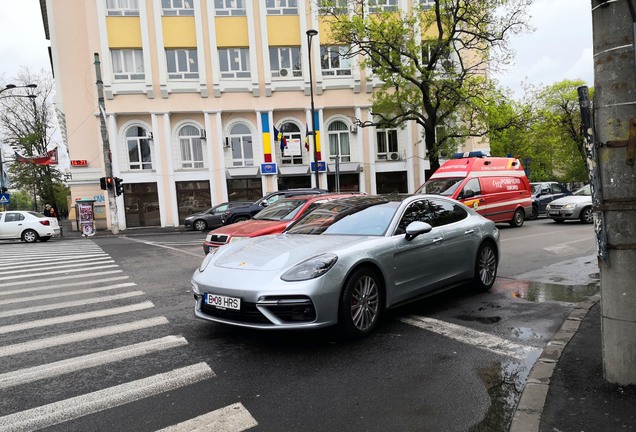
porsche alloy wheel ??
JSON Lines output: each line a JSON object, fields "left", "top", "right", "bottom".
{"left": 339, "top": 268, "right": 383, "bottom": 338}
{"left": 475, "top": 242, "right": 498, "bottom": 291}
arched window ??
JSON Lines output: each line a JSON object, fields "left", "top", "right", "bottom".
{"left": 279, "top": 122, "right": 303, "bottom": 165}
{"left": 328, "top": 121, "right": 351, "bottom": 163}
{"left": 229, "top": 123, "right": 254, "bottom": 167}
{"left": 179, "top": 125, "right": 204, "bottom": 169}
{"left": 126, "top": 126, "right": 152, "bottom": 170}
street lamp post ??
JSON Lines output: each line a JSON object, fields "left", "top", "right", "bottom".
{"left": 306, "top": 29, "right": 320, "bottom": 189}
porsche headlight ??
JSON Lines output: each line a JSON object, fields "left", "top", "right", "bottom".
{"left": 199, "top": 247, "right": 218, "bottom": 272}
{"left": 281, "top": 253, "right": 338, "bottom": 282}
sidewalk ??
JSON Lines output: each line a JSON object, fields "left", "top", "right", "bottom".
{"left": 59, "top": 219, "right": 193, "bottom": 239}
{"left": 510, "top": 297, "right": 636, "bottom": 432}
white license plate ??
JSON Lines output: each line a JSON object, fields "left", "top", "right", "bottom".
{"left": 204, "top": 293, "right": 241, "bottom": 310}
{"left": 548, "top": 211, "right": 560, "bottom": 216}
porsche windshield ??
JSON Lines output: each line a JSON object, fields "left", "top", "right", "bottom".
{"left": 416, "top": 177, "right": 464, "bottom": 196}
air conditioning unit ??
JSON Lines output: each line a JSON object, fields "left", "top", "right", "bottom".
{"left": 388, "top": 152, "right": 400, "bottom": 161}
{"left": 279, "top": 68, "right": 292, "bottom": 77}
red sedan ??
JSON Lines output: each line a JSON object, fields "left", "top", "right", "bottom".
{"left": 202, "top": 193, "right": 357, "bottom": 254}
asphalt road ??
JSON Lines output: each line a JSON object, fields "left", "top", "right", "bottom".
{"left": 0, "top": 217, "right": 598, "bottom": 431}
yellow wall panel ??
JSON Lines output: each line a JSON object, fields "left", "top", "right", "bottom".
{"left": 215, "top": 17, "right": 249, "bottom": 47}
{"left": 318, "top": 17, "right": 335, "bottom": 45}
{"left": 106, "top": 17, "right": 142, "bottom": 48}
{"left": 162, "top": 16, "right": 197, "bottom": 48}
{"left": 267, "top": 16, "right": 301, "bottom": 46}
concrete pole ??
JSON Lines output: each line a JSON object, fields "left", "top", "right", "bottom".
{"left": 591, "top": 0, "right": 636, "bottom": 385}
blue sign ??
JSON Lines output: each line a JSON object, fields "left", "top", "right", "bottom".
{"left": 0, "top": 194, "right": 10, "bottom": 205}
{"left": 310, "top": 161, "right": 327, "bottom": 173}
{"left": 260, "top": 163, "right": 277, "bottom": 175}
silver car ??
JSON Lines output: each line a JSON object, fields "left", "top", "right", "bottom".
{"left": 545, "top": 184, "right": 593, "bottom": 223}
{"left": 191, "top": 195, "right": 500, "bottom": 338}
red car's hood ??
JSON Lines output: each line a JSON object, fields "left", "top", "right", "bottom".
{"left": 209, "top": 219, "right": 288, "bottom": 237}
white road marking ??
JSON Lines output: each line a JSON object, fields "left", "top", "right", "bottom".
{"left": 0, "top": 291, "right": 144, "bottom": 319}
{"left": 0, "top": 253, "right": 107, "bottom": 265}
{"left": 0, "top": 270, "right": 124, "bottom": 288}
{"left": 400, "top": 316, "right": 538, "bottom": 360}
{"left": 0, "top": 276, "right": 130, "bottom": 297}
{"left": 0, "top": 335, "right": 188, "bottom": 389}
{"left": 0, "top": 363, "right": 215, "bottom": 432}
{"left": 0, "top": 317, "right": 169, "bottom": 358}
{"left": 0, "top": 264, "right": 119, "bottom": 281}
{"left": 124, "top": 237, "right": 204, "bottom": 258}
{"left": 0, "top": 257, "right": 113, "bottom": 275}
{"left": 156, "top": 402, "right": 258, "bottom": 432}
{"left": 0, "top": 302, "right": 154, "bottom": 335}
{"left": 0, "top": 282, "right": 136, "bottom": 306}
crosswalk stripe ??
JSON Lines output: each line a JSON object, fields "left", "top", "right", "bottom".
{"left": 0, "top": 276, "right": 130, "bottom": 297}
{"left": 0, "top": 302, "right": 154, "bottom": 335}
{"left": 0, "top": 264, "right": 119, "bottom": 281}
{"left": 0, "top": 291, "right": 144, "bottom": 319}
{"left": 0, "top": 362, "right": 214, "bottom": 432}
{"left": 0, "top": 316, "right": 169, "bottom": 358}
{"left": 0, "top": 282, "right": 136, "bottom": 306}
{"left": 0, "top": 251, "right": 105, "bottom": 262}
{"left": 0, "top": 335, "right": 188, "bottom": 390}
{"left": 156, "top": 402, "right": 258, "bottom": 432}
{"left": 399, "top": 316, "right": 538, "bottom": 360}
{"left": 0, "top": 257, "right": 113, "bottom": 274}
{"left": 0, "top": 270, "right": 123, "bottom": 288}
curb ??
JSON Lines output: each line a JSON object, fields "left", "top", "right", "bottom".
{"left": 508, "top": 293, "right": 601, "bottom": 432}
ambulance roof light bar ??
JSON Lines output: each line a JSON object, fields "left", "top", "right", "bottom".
{"left": 451, "top": 151, "right": 491, "bottom": 159}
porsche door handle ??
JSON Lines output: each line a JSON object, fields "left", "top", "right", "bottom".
{"left": 432, "top": 237, "right": 443, "bottom": 244}
{"left": 464, "top": 229, "right": 475, "bottom": 235}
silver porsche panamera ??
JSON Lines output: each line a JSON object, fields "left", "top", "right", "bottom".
{"left": 191, "top": 195, "right": 500, "bottom": 338}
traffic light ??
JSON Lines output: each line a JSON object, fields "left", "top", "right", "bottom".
{"left": 99, "top": 177, "right": 107, "bottom": 190}
{"left": 115, "top": 177, "right": 124, "bottom": 196}
{"left": 105, "top": 176, "right": 114, "bottom": 190}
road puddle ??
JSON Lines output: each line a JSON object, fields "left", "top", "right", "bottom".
{"left": 496, "top": 279, "right": 600, "bottom": 303}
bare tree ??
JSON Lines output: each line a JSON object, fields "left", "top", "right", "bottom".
{"left": 320, "top": 0, "right": 532, "bottom": 171}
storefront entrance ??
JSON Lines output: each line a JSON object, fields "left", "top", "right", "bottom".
{"left": 123, "top": 182, "right": 161, "bottom": 227}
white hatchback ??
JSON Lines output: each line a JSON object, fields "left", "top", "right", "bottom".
{"left": 0, "top": 211, "right": 61, "bottom": 242}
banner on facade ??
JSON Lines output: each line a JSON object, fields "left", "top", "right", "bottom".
{"left": 14, "top": 148, "right": 58, "bottom": 165}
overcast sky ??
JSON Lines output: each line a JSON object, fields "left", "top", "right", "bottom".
{"left": 1, "top": 0, "right": 594, "bottom": 96}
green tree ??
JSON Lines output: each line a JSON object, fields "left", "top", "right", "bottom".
{"left": 0, "top": 69, "right": 66, "bottom": 211}
{"left": 321, "top": 0, "right": 531, "bottom": 171}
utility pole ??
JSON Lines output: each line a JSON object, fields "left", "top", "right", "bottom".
{"left": 94, "top": 53, "right": 119, "bottom": 235}
{"left": 590, "top": 0, "right": 636, "bottom": 385}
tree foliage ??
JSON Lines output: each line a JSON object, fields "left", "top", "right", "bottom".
{"left": 0, "top": 69, "right": 66, "bottom": 211}
{"left": 320, "top": 0, "right": 531, "bottom": 171}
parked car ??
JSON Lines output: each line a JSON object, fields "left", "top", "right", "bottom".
{"left": 219, "top": 188, "right": 328, "bottom": 225}
{"left": 184, "top": 201, "right": 253, "bottom": 231}
{"left": 202, "top": 193, "right": 357, "bottom": 253}
{"left": 192, "top": 194, "right": 500, "bottom": 338}
{"left": 0, "top": 211, "right": 61, "bottom": 243}
{"left": 529, "top": 182, "right": 572, "bottom": 219}
{"left": 545, "top": 184, "right": 593, "bottom": 223}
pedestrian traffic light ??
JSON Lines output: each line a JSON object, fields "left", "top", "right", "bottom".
{"left": 115, "top": 177, "right": 124, "bottom": 196}
{"left": 99, "top": 177, "right": 107, "bottom": 190}
{"left": 105, "top": 176, "right": 114, "bottom": 190}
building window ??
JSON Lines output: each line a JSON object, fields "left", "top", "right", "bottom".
{"left": 376, "top": 128, "right": 398, "bottom": 160}
{"left": 229, "top": 123, "right": 254, "bottom": 167}
{"left": 270, "top": 47, "right": 302, "bottom": 78}
{"left": 320, "top": 46, "right": 352, "bottom": 76}
{"left": 126, "top": 126, "right": 153, "bottom": 170}
{"left": 219, "top": 48, "right": 251, "bottom": 79}
{"left": 178, "top": 125, "right": 204, "bottom": 169}
{"left": 265, "top": 0, "right": 298, "bottom": 15}
{"left": 328, "top": 121, "right": 351, "bottom": 163}
{"left": 368, "top": 0, "right": 398, "bottom": 12}
{"left": 162, "top": 0, "right": 194, "bottom": 16}
{"left": 419, "top": 0, "right": 435, "bottom": 10}
{"left": 279, "top": 122, "right": 303, "bottom": 165}
{"left": 112, "top": 49, "right": 145, "bottom": 80}
{"left": 166, "top": 49, "right": 199, "bottom": 80}
{"left": 317, "top": 0, "right": 349, "bottom": 15}
{"left": 106, "top": 0, "right": 139, "bottom": 16}
{"left": 214, "top": 0, "right": 246, "bottom": 16}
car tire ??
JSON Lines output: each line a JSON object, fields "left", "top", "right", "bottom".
{"left": 22, "top": 229, "right": 39, "bottom": 243}
{"left": 193, "top": 219, "right": 208, "bottom": 231}
{"left": 474, "top": 241, "right": 498, "bottom": 292}
{"left": 530, "top": 205, "right": 539, "bottom": 220}
{"left": 233, "top": 216, "right": 249, "bottom": 223}
{"left": 338, "top": 267, "right": 384, "bottom": 338}
{"left": 580, "top": 206, "right": 593, "bottom": 224}
{"left": 509, "top": 208, "right": 525, "bottom": 227}
{"left": 553, "top": 219, "right": 565, "bottom": 224}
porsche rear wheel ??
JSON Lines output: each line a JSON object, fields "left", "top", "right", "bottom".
{"left": 474, "top": 241, "right": 498, "bottom": 292}
{"left": 338, "top": 268, "right": 384, "bottom": 338}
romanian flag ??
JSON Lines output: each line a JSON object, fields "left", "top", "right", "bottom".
{"left": 274, "top": 127, "right": 286, "bottom": 151}
{"left": 305, "top": 125, "right": 310, "bottom": 151}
